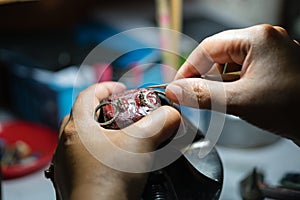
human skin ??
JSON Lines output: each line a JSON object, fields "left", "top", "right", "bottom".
{"left": 52, "top": 82, "right": 181, "bottom": 200}
{"left": 166, "top": 24, "right": 300, "bottom": 145}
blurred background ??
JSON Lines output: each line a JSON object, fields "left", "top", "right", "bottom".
{"left": 1, "top": 0, "right": 300, "bottom": 127}
{"left": 0, "top": 0, "right": 300, "bottom": 200}
{"left": 1, "top": 0, "right": 300, "bottom": 128}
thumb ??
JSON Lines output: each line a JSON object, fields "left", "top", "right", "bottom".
{"left": 123, "top": 105, "right": 181, "bottom": 149}
{"left": 166, "top": 78, "right": 235, "bottom": 113}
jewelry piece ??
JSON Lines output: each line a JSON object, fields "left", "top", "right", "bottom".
{"left": 95, "top": 88, "right": 164, "bottom": 129}
{"left": 94, "top": 101, "right": 120, "bottom": 126}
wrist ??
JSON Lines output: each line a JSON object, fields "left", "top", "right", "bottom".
{"left": 69, "top": 183, "right": 128, "bottom": 200}
{"left": 45, "top": 161, "right": 147, "bottom": 200}
{"left": 73, "top": 172, "right": 148, "bottom": 200}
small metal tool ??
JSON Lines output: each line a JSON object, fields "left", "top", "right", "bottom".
{"left": 146, "top": 83, "right": 169, "bottom": 89}
{"left": 202, "top": 71, "right": 241, "bottom": 82}
{"left": 146, "top": 71, "right": 241, "bottom": 90}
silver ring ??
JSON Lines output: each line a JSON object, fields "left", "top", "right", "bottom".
{"left": 94, "top": 101, "right": 120, "bottom": 126}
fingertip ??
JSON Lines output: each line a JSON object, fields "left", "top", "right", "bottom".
{"left": 174, "top": 69, "right": 186, "bottom": 80}
{"left": 167, "top": 79, "right": 202, "bottom": 109}
{"left": 166, "top": 84, "right": 182, "bottom": 104}
{"left": 167, "top": 78, "right": 225, "bottom": 110}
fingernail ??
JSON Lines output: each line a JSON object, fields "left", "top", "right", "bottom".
{"left": 166, "top": 84, "right": 183, "bottom": 102}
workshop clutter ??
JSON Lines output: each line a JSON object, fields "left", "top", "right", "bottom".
{"left": 2, "top": 58, "right": 101, "bottom": 128}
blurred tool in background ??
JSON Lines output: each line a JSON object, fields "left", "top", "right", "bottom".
{"left": 156, "top": 0, "right": 182, "bottom": 83}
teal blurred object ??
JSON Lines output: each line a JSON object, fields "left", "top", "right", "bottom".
{"left": 8, "top": 65, "right": 89, "bottom": 129}
{"left": 1, "top": 50, "right": 90, "bottom": 129}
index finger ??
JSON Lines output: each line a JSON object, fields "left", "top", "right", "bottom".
{"left": 175, "top": 27, "right": 252, "bottom": 79}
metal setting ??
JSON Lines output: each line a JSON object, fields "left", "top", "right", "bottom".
{"left": 94, "top": 101, "right": 120, "bottom": 127}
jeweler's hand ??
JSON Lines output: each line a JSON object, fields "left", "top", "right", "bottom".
{"left": 52, "top": 82, "right": 181, "bottom": 200}
{"left": 166, "top": 24, "right": 300, "bottom": 144}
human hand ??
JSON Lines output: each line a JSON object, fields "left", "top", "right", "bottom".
{"left": 52, "top": 82, "right": 181, "bottom": 200}
{"left": 166, "top": 24, "right": 300, "bottom": 144}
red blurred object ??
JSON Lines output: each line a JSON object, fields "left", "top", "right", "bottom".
{"left": 0, "top": 120, "right": 58, "bottom": 179}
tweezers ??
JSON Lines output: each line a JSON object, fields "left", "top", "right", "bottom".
{"left": 146, "top": 83, "right": 169, "bottom": 89}
{"left": 147, "top": 71, "right": 241, "bottom": 89}
{"left": 202, "top": 71, "right": 241, "bottom": 82}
